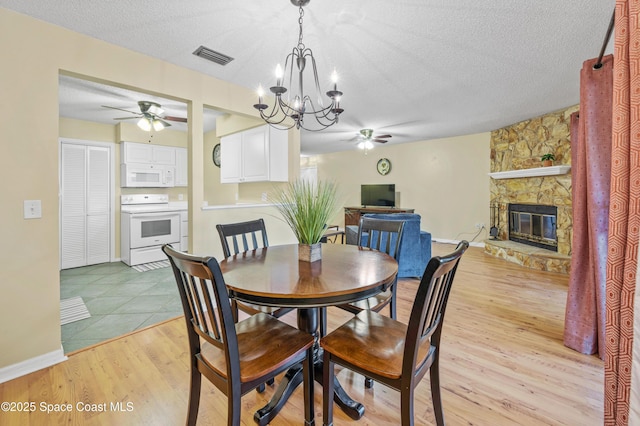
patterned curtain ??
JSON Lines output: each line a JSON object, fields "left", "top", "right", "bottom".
{"left": 605, "top": 1, "right": 640, "bottom": 424}
{"left": 563, "top": 55, "right": 612, "bottom": 359}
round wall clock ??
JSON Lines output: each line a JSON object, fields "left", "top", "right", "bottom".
{"left": 212, "top": 143, "right": 221, "bottom": 167}
{"left": 377, "top": 158, "right": 391, "bottom": 175}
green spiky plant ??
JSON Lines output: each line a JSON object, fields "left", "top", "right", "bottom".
{"left": 272, "top": 180, "right": 339, "bottom": 245}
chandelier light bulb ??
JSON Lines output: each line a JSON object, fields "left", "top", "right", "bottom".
{"left": 275, "top": 64, "right": 283, "bottom": 86}
{"left": 257, "top": 85, "right": 264, "bottom": 104}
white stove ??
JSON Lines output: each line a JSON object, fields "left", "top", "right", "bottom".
{"left": 121, "top": 194, "right": 188, "bottom": 266}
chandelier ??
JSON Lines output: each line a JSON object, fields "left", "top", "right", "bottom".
{"left": 253, "top": 0, "right": 344, "bottom": 131}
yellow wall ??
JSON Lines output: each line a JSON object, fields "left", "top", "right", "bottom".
{"left": 0, "top": 7, "right": 277, "bottom": 371}
{"left": 204, "top": 130, "right": 238, "bottom": 206}
{"left": 315, "top": 133, "right": 491, "bottom": 240}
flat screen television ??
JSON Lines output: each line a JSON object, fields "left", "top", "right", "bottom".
{"left": 361, "top": 184, "right": 395, "bottom": 207}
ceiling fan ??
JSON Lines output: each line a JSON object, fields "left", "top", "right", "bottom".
{"left": 357, "top": 129, "right": 392, "bottom": 143}
{"left": 102, "top": 101, "right": 187, "bottom": 131}
{"left": 355, "top": 128, "right": 392, "bottom": 150}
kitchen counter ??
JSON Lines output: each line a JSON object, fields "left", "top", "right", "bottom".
{"left": 201, "top": 203, "right": 277, "bottom": 211}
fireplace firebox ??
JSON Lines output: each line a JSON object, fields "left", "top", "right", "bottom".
{"left": 508, "top": 204, "right": 558, "bottom": 251}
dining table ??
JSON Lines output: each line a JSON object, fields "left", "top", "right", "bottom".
{"left": 219, "top": 242, "right": 398, "bottom": 426}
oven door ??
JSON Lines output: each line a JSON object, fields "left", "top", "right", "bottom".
{"left": 129, "top": 212, "right": 181, "bottom": 248}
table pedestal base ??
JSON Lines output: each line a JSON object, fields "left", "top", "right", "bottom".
{"left": 254, "top": 363, "right": 364, "bottom": 426}
{"left": 253, "top": 307, "right": 364, "bottom": 425}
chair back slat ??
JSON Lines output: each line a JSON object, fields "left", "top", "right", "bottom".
{"left": 420, "top": 268, "right": 454, "bottom": 340}
{"left": 403, "top": 241, "right": 469, "bottom": 379}
{"left": 217, "top": 219, "right": 269, "bottom": 258}
{"left": 184, "top": 273, "right": 214, "bottom": 339}
{"left": 162, "top": 244, "right": 240, "bottom": 369}
{"left": 357, "top": 218, "right": 404, "bottom": 260}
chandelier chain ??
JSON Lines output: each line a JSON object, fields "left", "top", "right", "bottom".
{"left": 298, "top": 6, "right": 305, "bottom": 50}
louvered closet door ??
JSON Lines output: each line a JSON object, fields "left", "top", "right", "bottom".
{"left": 61, "top": 144, "right": 86, "bottom": 269}
{"left": 60, "top": 142, "right": 111, "bottom": 269}
{"left": 86, "top": 146, "right": 110, "bottom": 264}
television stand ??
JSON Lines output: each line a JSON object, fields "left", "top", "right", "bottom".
{"left": 344, "top": 206, "right": 415, "bottom": 226}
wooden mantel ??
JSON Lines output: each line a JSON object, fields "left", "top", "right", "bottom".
{"left": 488, "top": 165, "right": 571, "bottom": 180}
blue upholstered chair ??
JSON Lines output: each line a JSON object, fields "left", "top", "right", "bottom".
{"left": 346, "top": 213, "right": 432, "bottom": 278}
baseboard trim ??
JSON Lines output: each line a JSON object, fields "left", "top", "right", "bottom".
{"left": 432, "top": 238, "right": 484, "bottom": 248}
{"left": 0, "top": 348, "right": 67, "bottom": 384}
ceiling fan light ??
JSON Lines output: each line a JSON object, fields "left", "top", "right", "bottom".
{"left": 152, "top": 119, "right": 166, "bottom": 131}
{"left": 137, "top": 118, "right": 151, "bottom": 131}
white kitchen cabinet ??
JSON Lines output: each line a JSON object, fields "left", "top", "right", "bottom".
{"left": 121, "top": 141, "right": 176, "bottom": 165}
{"left": 175, "top": 147, "right": 188, "bottom": 187}
{"left": 220, "top": 132, "right": 242, "bottom": 182}
{"left": 220, "top": 125, "right": 288, "bottom": 183}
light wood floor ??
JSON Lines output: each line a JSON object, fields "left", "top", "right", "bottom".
{"left": 0, "top": 243, "right": 603, "bottom": 425}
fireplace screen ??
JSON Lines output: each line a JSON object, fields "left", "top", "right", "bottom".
{"left": 508, "top": 204, "right": 557, "bottom": 251}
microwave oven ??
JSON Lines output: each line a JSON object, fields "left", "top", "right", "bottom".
{"left": 121, "top": 163, "right": 175, "bottom": 187}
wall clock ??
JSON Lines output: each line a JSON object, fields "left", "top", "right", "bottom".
{"left": 377, "top": 158, "right": 391, "bottom": 175}
{"left": 212, "top": 143, "right": 221, "bottom": 167}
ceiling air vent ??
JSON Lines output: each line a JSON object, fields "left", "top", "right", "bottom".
{"left": 193, "top": 45, "right": 234, "bottom": 66}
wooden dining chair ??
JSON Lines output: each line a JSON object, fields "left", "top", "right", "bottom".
{"left": 322, "top": 217, "right": 405, "bottom": 388}
{"left": 320, "top": 218, "right": 404, "bottom": 336}
{"left": 162, "top": 244, "right": 315, "bottom": 426}
{"left": 320, "top": 241, "right": 469, "bottom": 426}
{"left": 216, "top": 219, "right": 293, "bottom": 321}
{"left": 340, "top": 217, "right": 405, "bottom": 318}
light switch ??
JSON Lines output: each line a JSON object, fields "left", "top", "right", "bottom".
{"left": 24, "top": 200, "right": 42, "bottom": 219}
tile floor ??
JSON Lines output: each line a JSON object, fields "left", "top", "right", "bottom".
{"left": 60, "top": 261, "right": 182, "bottom": 354}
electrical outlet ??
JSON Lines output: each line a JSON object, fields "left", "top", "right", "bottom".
{"left": 475, "top": 222, "right": 485, "bottom": 229}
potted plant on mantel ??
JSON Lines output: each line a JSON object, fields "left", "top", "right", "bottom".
{"left": 272, "top": 180, "right": 339, "bottom": 262}
{"left": 541, "top": 153, "right": 555, "bottom": 167}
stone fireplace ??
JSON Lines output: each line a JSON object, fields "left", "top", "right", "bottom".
{"left": 485, "top": 106, "right": 577, "bottom": 274}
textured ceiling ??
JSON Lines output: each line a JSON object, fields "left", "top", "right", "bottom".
{"left": 0, "top": 1, "right": 614, "bottom": 154}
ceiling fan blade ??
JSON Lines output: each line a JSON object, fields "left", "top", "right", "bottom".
{"left": 113, "top": 116, "right": 139, "bottom": 120}
{"left": 102, "top": 105, "right": 139, "bottom": 114}
{"left": 372, "top": 139, "right": 388, "bottom": 143}
{"left": 163, "top": 115, "right": 188, "bottom": 123}
{"left": 375, "top": 134, "right": 392, "bottom": 139}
